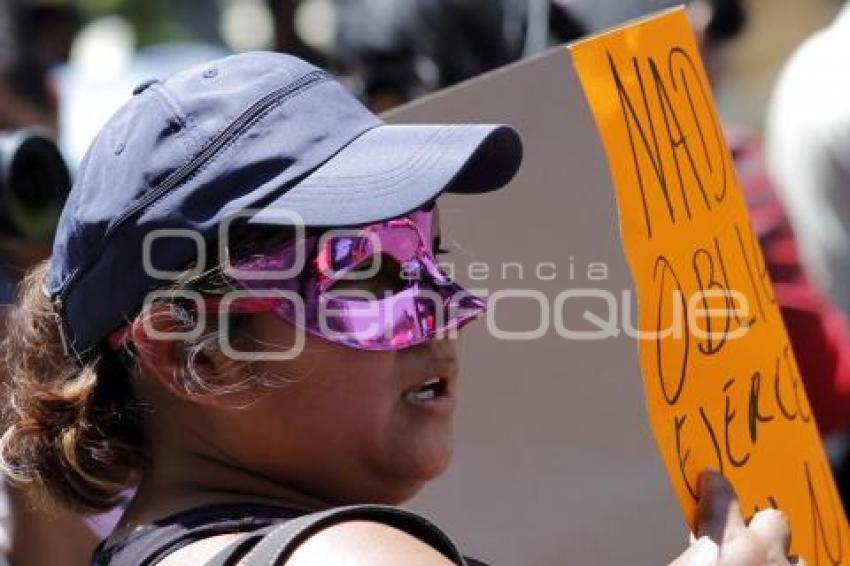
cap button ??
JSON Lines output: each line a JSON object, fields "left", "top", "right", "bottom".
{"left": 132, "top": 78, "right": 159, "bottom": 95}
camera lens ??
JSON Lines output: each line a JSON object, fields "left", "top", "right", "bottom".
{"left": 0, "top": 131, "right": 71, "bottom": 240}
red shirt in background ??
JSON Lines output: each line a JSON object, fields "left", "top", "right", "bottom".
{"left": 730, "top": 125, "right": 850, "bottom": 435}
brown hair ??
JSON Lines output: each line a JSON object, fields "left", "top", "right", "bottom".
{"left": 0, "top": 261, "right": 143, "bottom": 512}
{"left": 0, "top": 226, "right": 294, "bottom": 513}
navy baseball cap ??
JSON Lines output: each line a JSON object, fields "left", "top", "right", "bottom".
{"left": 47, "top": 51, "right": 522, "bottom": 359}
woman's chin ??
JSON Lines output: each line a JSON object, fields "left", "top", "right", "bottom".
{"left": 397, "top": 439, "right": 454, "bottom": 488}
{"left": 381, "top": 467, "right": 444, "bottom": 505}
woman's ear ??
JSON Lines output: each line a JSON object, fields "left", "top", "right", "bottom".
{"left": 129, "top": 304, "right": 249, "bottom": 407}
{"left": 130, "top": 303, "right": 195, "bottom": 401}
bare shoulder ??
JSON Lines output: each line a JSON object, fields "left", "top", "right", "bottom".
{"left": 158, "top": 521, "right": 456, "bottom": 566}
{"left": 287, "top": 519, "right": 456, "bottom": 566}
{"left": 158, "top": 533, "right": 244, "bottom": 565}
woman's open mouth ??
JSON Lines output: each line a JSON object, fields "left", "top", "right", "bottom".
{"left": 403, "top": 376, "right": 456, "bottom": 413}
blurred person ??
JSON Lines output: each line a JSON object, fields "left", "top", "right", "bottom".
{"left": 330, "top": 0, "right": 585, "bottom": 111}
{"left": 12, "top": 0, "right": 82, "bottom": 69}
{"left": 0, "top": 2, "right": 57, "bottom": 132}
{"left": 765, "top": 2, "right": 850, "bottom": 315}
{"left": 0, "top": 0, "right": 82, "bottom": 133}
{"left": 267, "top": 0, "right": 328, "bottom": 68}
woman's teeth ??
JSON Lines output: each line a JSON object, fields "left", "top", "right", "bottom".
{"left": 405, "top": 377, "right": 444, "bottom": 403}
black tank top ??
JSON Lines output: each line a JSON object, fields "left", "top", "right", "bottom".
{"left": 91, "top": 503, "right": 488, "bottom": 565}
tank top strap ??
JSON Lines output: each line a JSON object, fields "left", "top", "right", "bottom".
{"left": 91, "top": 503, "right": 302, "bottom": 566}
{"left": 207, "top": 504, "right": 472, "bottom": 565}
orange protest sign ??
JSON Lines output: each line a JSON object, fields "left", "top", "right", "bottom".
{"left": 572, "top": 8, "right": 849, "bottom": 562}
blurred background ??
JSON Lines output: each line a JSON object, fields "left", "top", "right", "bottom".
{"left": 0, "top": 0, "right": 842, "bottom": 166}
{"left": 718, "top": 0, "right": 840, "bottom": 129}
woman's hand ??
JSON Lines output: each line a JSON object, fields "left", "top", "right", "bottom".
{"left": 670, "top": 471, "right": 803, "bottom": 565}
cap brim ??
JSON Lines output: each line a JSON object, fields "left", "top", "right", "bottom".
{"left": 248, "top": 123, "right": 522, "bottom": 227}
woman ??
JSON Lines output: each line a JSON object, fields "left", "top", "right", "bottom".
{"left": 0, "top": 52, "right": 791, "bottom": 565}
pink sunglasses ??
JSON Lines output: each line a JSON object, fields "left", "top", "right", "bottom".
{"left": 109, "top": 206, "right": 486, "bottom": 352}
